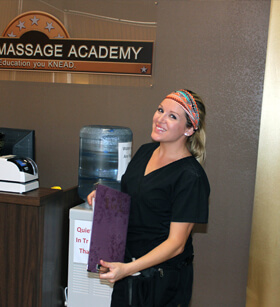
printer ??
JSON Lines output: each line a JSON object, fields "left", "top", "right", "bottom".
{"left": 0, "top": 155, "right": 39, "bottom": 193}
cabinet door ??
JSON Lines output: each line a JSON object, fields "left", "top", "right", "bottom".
{"left": 0, "top": 203, "right": 41, "bottom": 307}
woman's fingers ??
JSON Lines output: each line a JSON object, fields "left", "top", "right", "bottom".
{"left": 87, "top": 189, "right": 96, "bottom": 206}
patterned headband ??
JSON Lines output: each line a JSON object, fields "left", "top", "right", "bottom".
{"left": 166, "top": 89, "right": 200, "bottom": 130}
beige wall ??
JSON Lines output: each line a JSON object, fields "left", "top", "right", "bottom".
{"left": 0, "top": 1, "right": 271, "bottom": 306}
{"left": 246, "top": 1, "right": 280, "bottom": 306}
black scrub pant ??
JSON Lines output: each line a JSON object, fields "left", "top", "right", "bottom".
{"left": 110, "top": 263, "right": 193, "bottom": 307}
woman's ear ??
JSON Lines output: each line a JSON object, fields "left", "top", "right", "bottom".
{"left": 184, "top": 127, "right": 195, "bottom": 137}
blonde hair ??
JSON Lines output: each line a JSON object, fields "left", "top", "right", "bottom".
{"left": 185, "top": 90, "right": 206, "bottom": 165}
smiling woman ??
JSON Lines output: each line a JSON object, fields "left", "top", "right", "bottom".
{"left": 87, "top": 89, "right": 210, "bottom": 307}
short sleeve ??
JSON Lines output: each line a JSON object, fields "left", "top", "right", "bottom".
{"left": 171, "top": 170, "right": 210, "bottom": 223}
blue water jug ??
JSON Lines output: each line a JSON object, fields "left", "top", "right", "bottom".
{"left": 78, "top": 125, "right": 133, "bottom": 200}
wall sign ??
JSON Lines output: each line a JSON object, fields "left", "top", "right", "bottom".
{"left": 0, "top": 11, "right": 154, "bottom": 75}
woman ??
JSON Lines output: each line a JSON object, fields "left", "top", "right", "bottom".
{"left": 87, "top": 89, "right": 210, "bottom": 307}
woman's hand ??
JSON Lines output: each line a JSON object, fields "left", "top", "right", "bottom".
{"left": 87, "top": 189, "right": 96, "bottom": 206}
{"left": 98, "top": 260, "right": 129, "bottom": 283}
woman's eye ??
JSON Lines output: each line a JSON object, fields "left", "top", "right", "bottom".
{"left": 157, "top": 107, "right": 164, "bottom": 113}
{"left": 170, "top": 114, "right": 177, "bottom": 120}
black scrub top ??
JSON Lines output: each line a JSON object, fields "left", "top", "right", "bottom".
{"left": 121, "top": 142, "right": 210, "bottom": 265}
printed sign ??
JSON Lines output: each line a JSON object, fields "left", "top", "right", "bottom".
{"left": 0, "top": 11, "right": 154, "bottom": 75}
{"left": 117, "top": 142, "right": 132, "bottom": 181}
{"left": 73, "top": 220, "right": 92, "bottom": 264}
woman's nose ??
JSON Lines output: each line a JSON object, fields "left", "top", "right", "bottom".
{"left": 158, "top": 113, "right": 166, "bottom": 122}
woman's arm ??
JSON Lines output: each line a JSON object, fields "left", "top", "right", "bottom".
{"left": 99, "top": 221, "right": 194, "bottom": 283}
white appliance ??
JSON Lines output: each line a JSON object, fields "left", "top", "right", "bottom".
{"left": 0, "top": 155, "right": 39, "bottom": 193}
{"left": 67, "top": 203, "right": 113, "bottom": 307}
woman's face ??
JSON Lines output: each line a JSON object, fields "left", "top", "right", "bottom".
{"left": 151, "top": 98, "right": 193, "bottom": 144}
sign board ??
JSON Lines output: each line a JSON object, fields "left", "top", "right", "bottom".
{"left": 0, "top": 11, "right": 154, "bottom": 76}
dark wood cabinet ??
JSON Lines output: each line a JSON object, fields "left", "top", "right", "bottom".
{"left": 0, "top": 187, "right": 82, "bottom": 307}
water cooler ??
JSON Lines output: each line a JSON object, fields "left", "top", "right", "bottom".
{"left": 67, "top": 203, "right": 113, "bottom": 307}
{"left": 78, "top": 125, "right": 133, "bottom": 201}
{"left": 67, "top": 126, "right": 132, "bottom": 307}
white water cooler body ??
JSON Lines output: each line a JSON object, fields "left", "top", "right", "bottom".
{"left": 67, "top": 203, "right": 113, "bottom": 307}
